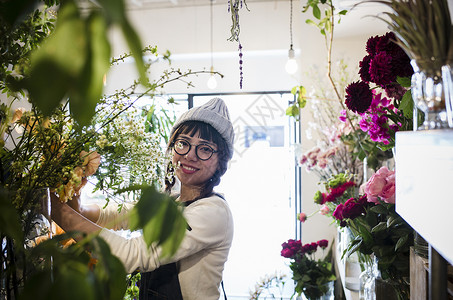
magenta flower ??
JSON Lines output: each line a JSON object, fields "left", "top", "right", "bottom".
{"left": 339, "top": 109, "right": 347, "bottom": 122}
{"left": 324, "top": 181, "right": 356, "bottom": 204}
{"left": 332, "top": 203, "right": 344, "bottom": 221}
{"left": 345, "top": 81, "right": 373, "bottom": 113}
{"left": 317, "top": 239, "right": 329, "bottom": 249}
{"left": 281, "top": 239, "right": 302, "bottom": 258}
{"left": 341, "top": 196, "right": 367, "bottom": 219}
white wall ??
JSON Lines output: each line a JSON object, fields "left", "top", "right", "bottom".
{"left": 106, "top": 1, "right": 390, "bottom": 94}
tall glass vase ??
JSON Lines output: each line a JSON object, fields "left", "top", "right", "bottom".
{"left": 411, "top": 60, "right": 451, "bottom": 130}
{"left": 441, "top": 64, "right": 453, "bottom": 128}
{"left": 1, "top": 187, "right": 54, "bottom": 300}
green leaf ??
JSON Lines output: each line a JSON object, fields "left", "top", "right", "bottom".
{"left": 369, "top": 204, "right": 388, "bottom": 214}
{"left": 26, "top": 0, "right": 87, "bottom": 116}
{"left": 371, "top": 221, "right": 388, "bottom": 233}
{"left": 297, "top": 86, "right": 307, "bottom": 109}
{"left": 70, "top": 12, "right": 111, "bottom": 126}
{"left": 97, "top": 0, "right": 147, "bottom": 84}
{"left": 399, "top": 90, "right": 414, "bottom": 118}
{"left": 120, "top": 20, "right": 147, "bottom": 84}
{"left": 0, "top": 188, "right": 24, "bottom": 243}
{"left": 344, "top": 238, "right": 363, "bottom": 258}
{"left": 395, "top": 235, "right": 409, "bottom": 251}
{"left": 386, "top": 215, "right": 399, "bottom": 228}
{"left": 305, "top": 19, "right": 317, "bottom": 26}
{"left": 286, "top": 105, "right": 299, "bottom": 118}
{"left": 396, "top": 76, "right": 411, "bottom": 87}
{"left": 91, "top": 236, "right": 127, "bottom": 300}
{"left": 129, "top": 185, "right": 187, "bottom": 257}
{"left": 312, "top": 5, "right": 321, "bottom": 19}
{"left": 20, "top": 261, "right": 96, "bottom": 300}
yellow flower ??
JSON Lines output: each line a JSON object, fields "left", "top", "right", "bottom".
{"left": 80, "top": 150, "right": 101, "bottom": 177}
{"left": 11, "top": 107, "right": 25, "bottom": 124}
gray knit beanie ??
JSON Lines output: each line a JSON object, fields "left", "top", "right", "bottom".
{"left": 171, "top": 98, "right": 235, "bottom": 159}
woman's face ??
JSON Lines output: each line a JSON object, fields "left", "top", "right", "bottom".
{"left": 172, "top": 133, "right": 219, "bottom": 188}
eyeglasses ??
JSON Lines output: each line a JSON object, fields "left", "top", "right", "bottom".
{"left": 173, "top": 139, "right": 218, "bottom": 161}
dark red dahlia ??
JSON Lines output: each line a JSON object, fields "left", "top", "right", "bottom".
{"left": 345, "top": 81, "right": 373, "bottom": 113}
{"left": 366, "top": 34, "right": 380, "bottom": 55}
{"left": 385, "top": 84, "right": 407, "bottom": 100}
{"left": 369, "top": 51, "right": 396, "bottom": 86}
{"left": 359, "top": 55, "right": 372, "bottom": 83}
{"left": 375, "top": 32, "right": 395, "bottom": 53}
{"left": 390, "top": 44, "right": 414, "bottom": 78}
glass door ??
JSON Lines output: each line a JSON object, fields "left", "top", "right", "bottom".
{"left": 193, "top": 93, "right": 299, "bottom": 299}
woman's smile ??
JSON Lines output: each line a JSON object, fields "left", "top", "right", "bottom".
{"left": 179, "top": 163, "right": 199, "bottom": 174}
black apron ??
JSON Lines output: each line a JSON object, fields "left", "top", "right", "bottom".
{"left": 138, "top": 194, "right": 227, "bottom": 300}
{"left": 139, "top": 263, "right": 183, "bottom": 300}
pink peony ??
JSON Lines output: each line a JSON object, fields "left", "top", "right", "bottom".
{"left": 364, "top": 166, "right": 396, "bottom": 203}
{"left": 380, "top": 172, "right": 396, "bottom": 203}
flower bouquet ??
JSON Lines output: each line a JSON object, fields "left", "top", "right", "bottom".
{"left": 332, "top": 166, "right": 413, "bottom": 299}
{"left": 344, "top": 32, "right": 416, "bottom": 150}
{"left": 281, "top": 238, "right": 336, "bottom": 299}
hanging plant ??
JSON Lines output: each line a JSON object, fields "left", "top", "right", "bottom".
{"left": 228, "top": 0, "right": 249, "bottom": 89}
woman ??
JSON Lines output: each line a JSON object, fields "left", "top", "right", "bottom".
{"left": 51, "top": 98, "right": 235, "bottom": 300}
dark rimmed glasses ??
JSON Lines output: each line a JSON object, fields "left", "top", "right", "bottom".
{"left": 173, "top": 138, "right": 218, "bottom": 161}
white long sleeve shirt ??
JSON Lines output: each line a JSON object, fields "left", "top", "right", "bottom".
{"left": 97, "top": 194, "right": 234, "bottom": 300}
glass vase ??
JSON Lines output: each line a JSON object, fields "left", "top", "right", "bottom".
{"left": 344, "top": 228, "right": 361, "bottom": 291}
{"left": 1, "top": 187, "right": 53, "bottom": 300}
{"left": 302, "top": 281, "right": 334, "bottom": 300}
{"left": 25, "top": 187, "right": 53, "bottom": 248}
{"left": 411, "top": 60, "right": 450, "bottom": 130}
{"left": 359, "top": 259, "right": 374, "bottom": 300}
{"left": 441, "top": 64, "right": 453, "bottom": 128}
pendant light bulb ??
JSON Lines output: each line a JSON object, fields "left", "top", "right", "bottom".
{"left": 207, "top": 67, "right": 217, "bottom": 89}
{"left": 285, "top": 47, "right": 298, "bottom": 75}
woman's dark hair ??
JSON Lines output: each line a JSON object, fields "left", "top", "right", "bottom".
{"left": 165, "top": 121, "right": 231, "bottom": 199}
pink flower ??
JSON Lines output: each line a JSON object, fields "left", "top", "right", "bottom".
{"left": 339, "top": 109, "right": 347, "bottom": 122}
{"left": 319, "top": 205, "right": 330, "bottom": 215}
{"left": 364, "top": 166, "right": 396, "bottom": 203}
{"left": 317, "top": 158, "right": 328, "bottom": 169}
{"left": 324, "top": 147, "right": 337, "bottom": 158}
{"left": 299, "top": 154, "right": 308, "bottom": 165}
{"left": 380, "top": 173, "right": 396, "bottom": 203}
{"left": 306, "top": 147, "right": 320, "bottom": 161}
{"left": 298, "top": 213, "right": 307, "bottom": 223}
